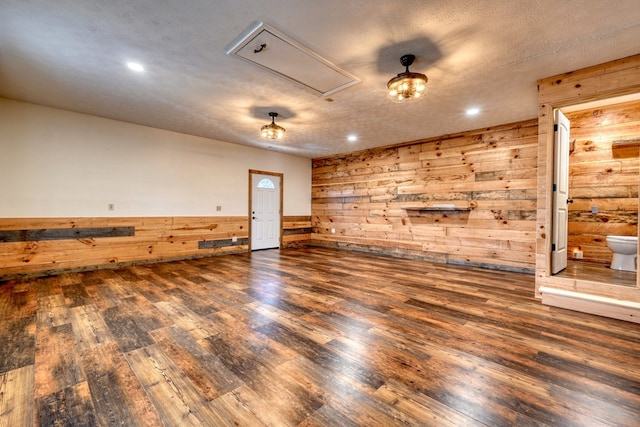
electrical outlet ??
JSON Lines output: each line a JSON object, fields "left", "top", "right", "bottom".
{"left": 591, "top": 206, "right": 599, "bottom": 214}
{"left": 107, "top": 203, "right": 115, "bottom": 211}
{"left": 216, "top": 205, "right": 222, "bottom": 211}
{"left": 331, "top": 228, "right": 336, "bottom": 234}
{"left": 232, "top": 236, "right": 238, "bottom": 242}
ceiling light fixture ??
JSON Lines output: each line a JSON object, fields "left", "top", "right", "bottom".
{"left": 387, "top": 54, "right": 427, "bottom": 102}
{"left": 261, "top": 112, "right": 286, "bottom": 139}
{"left": 126, "top": 62, "right": 145, "bottom": 72}
{"left": 466, "top": 107, "right": 480, "bottom": 116}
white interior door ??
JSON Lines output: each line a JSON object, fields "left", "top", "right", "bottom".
{"left": 251, "top": 173, "right": 281, "bottom": 250}
{"left": 552, "top": 109, "right": 571, "bottom": 274}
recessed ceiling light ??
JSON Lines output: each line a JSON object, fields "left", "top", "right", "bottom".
{"left": 347, "top": 134, "right": 358, "bottom": 142}
{"left": 126, "top": 62, "right": 145, "bottom": 72}
{"left": 466, "top": 107, "right": 480, "bottom": 116}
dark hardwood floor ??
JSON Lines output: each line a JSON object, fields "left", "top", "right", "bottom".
{"left": 1, "top": 247, "right": 640, "bottom": 426}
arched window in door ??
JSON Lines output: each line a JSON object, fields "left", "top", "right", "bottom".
{"left": 257, "top": 178, "right": 275, "bottom": 189}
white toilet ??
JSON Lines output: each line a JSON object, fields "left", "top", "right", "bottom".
{"left": 606, "top": 235, "right": 638, "bottom": 272}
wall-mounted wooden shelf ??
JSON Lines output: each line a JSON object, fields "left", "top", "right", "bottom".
{"left": 403, "top": 205, "right": 471, "bottom": 215}
{"left": 612, "top": 138, "right": 640, "bottom": 147}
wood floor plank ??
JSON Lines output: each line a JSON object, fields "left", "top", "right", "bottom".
{"left": 83, "top": 279, "right": 121, "bottom": 311}
{"left": 132, "top": 278, "right": 173, "bottom": 303}
{"left": 102, "top": 274, "right": 138, "bottom": 299}
{"left": 249, "top": 301, "right": 337, "bottom": 345}
{"left": 101, "top": 295, "right": 170, "bottom": 353}
{"left": 80, "top": 342, "right": 163, "bottom": 427}
{"left": 118, "top": 294, "right": 172, "bottom": 331}
{"left": 36, "top": 381, "right": 97, "bottom": 427}
{"left": 201, "top": 332, "right": 324, "bottom": 424}
{"left": 210, "top": 384, "right": 291, "bottom": 427}
{"left": 101, "top": 306, "right": 154, "bottom": 353}
{"left": 367, "top": 325, "right": 561, "bottom": 425}
{"left": 456, "top": 324, "right": 640, "bottom": 394}
{"left": 374, "top": 379, "right": 485, "bottom": 427}
{"left": 0, "top": 282, "right": 37, "bottom": 321}
{"left": 0, "top": 316, "right": 36, "bottom": 374}
{"left": 34, "top": 323, "right": 86, "bottom": 399}
{"left": 126, "top": 344, "right": 225, "bottom": 426}
{"left": 1, "top": 246, "right": 640, "bottom": 426}
{"left": 0, "top": 365, "right": 34, "bottom": 427}
{"left": 164, "top": 286, "right": 219, "bottom": 316}
{"left": 150, "top": 325, "right": 242, "bottom": 400}
{"left": 61, "top": 283, "right": 91, "bottom": 308}
{"left": 153, "top": 300, "right": 223, "bottom": 341}
{"left": 36, "top": 294, "right": 69, "bottom": 328}
{"left": 275, "top": 355, "right": 417, "bottom": 426}
{"left": 68, "top": 304, "right": 114, "bottom": 351}
{"left": 254, "top": 321, "right": 386, "bottom": 392}
{"left": 210, "top": 302, "right": 273, "bottom": 332}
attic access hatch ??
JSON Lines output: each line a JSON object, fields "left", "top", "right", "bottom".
{"left": 226, "top": 22, "right": 359, "bottom": 97}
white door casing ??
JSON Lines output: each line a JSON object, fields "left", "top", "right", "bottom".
{"left": 552, "top": 109, "right": 570, "bottom": 274}
{"left": 251, "top": 172, "right": 281, "bottom": 250}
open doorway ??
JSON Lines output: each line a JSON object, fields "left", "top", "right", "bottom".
{"left": 535, "top": 55, "right": 640, "bottom": 322}
{"left": 552, "top": 97, "right": 640, "bottom": 287}
{"left": 249, "top": 170, "right": 283, "bottom": 251}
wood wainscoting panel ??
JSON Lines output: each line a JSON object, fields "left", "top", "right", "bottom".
{"left": 282, "top": 215, "right": 312, "bottom": 247}
{"left": 0, "top": 216, "right": 248, "bottom": 278}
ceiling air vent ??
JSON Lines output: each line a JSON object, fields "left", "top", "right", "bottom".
{"left": 226, "top": 22, "right": 360, "bottom": 97}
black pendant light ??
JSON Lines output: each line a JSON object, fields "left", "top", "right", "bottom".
{"left": 261, "top": 112, "right": 286, "bottom": 139}
{"left": 387, "top": 54, "right": 428, "bottom": 101}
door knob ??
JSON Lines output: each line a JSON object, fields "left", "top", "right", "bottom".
{"left": 567, "top": 199, "right": 574, "bottom": 204}
{"left": 252, "top": 216, "right": 256, "bottom": 220}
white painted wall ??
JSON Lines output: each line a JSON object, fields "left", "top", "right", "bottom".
{"left": 0, "top": 99, "right": 311, "bottom": 217}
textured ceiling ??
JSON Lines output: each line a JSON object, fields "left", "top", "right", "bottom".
{"left": 1, "top": 0, "right": 640, "bottom": 158}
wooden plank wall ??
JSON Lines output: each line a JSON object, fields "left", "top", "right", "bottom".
{"left": 282, "top": 216, "right": 312, "bottom": 248}
{"left": 311, "top": 119, "right": 538, "bottom": 272}
{"left": 0, "top": 216, "right": 248, "bottom": 278}
{"left": 566, "top": 100, "right": 640, "bottom": 265}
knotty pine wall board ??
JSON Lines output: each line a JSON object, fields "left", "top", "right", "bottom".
{"left": 537, "top": 55, "right": 640, "bottom": 106}
{"left": 311, "top": 119, "right": 538, "bottom": 273}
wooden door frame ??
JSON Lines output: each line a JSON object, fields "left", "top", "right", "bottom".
{"left": 248, "top": 169, "right": 284, "bottom": 251}
{"left": 536, "top": 58, "right": 640, "bottom": 297}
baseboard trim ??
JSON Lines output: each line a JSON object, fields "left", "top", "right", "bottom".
{"left": 539, "top": 286, "right": 640, "bottom": 324}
